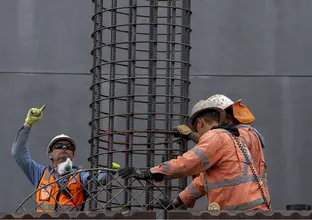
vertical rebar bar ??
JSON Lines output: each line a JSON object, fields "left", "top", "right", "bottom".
{"left": 125, "top": 0, "right": 137, "bottom": 208}
{"left": 89, "top": 0, "right": 103, "bottom": 211}
{"left": 146, "top": 0, "right": 158, "bottom": 208}
{"left": 178, "top": 0, "right": 192, "bottom": 190}
{"left": 105, "top": 0, "right": 118, "bottom": 211}
{"left": 164, "top": 2, "right": 173, "bottom": 218}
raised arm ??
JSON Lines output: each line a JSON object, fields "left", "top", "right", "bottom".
{"left": 11, "top": 123, "right": 45, "bottom": 186}
{"left": 11, "top": 106, "right": 46, "bottom": 186}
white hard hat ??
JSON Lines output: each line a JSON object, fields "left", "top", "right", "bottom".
{"left": 188, "top": 99, "right": 226, "bottom": 125}
{"left": 206, "top": 94, "right": 241, "bottom": 110}
{"left": 46, "top": 134, "right": 76, "bottom": 156}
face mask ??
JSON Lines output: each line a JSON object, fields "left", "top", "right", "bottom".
{"left": 57, "top": 158, "right": 73, "bottom": 175}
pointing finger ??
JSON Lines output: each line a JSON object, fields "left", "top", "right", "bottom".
{"left": 40, "top": 105, "right": 46, "bottom": 111}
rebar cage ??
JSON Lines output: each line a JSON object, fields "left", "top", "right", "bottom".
{"left": 89, "top": 0, "right": 192, "bottom": 215}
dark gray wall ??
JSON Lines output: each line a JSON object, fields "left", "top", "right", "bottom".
{"left": 1, "top": 0, "right": 312, "bottom": 212}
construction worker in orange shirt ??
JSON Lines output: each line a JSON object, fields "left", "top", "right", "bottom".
{"left": 175, "top": 94, "right": 271, "bottom": 209}
{"left": 207, "top": 94, "right": 271, "bottom": 206}
{"left": 118, "top": 99, "right": 270, "bottom": 211}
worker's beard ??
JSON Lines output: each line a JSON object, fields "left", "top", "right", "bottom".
{"left": 58, "top": 152, "right": 69, "bottom": 162}
{"left": 60, "top": 151, "right": 69, "bottom": 157}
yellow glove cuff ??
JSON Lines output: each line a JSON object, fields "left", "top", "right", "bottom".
{"left": 25, "top": 118, "right": 34, "bottom": 125}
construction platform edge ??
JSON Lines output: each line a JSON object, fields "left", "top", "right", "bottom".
{"left": 1, "top": 211, "right": 312, "bottom": 219}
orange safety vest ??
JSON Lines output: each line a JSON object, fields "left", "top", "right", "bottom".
{"left": 36, "top": 167, "right": 85, "bottom": 212}
{"left": 236, "top": 124, "right": 271, "bottom": 207}
{"left": 151, "top": 129, "right": 269, "bottom": 211}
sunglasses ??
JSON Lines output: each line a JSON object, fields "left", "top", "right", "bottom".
{"left": 52, "top": 143, "right": 75, "bottom": 151}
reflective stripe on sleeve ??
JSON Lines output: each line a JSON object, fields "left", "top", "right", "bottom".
{"left": 189, "top": 147, "right": 210, "bottom": 169}
{"left": 162, "top": 161, "right": 170, "bottom": 173}
{"left": 186, "top": 183, "right": 202, "bottom": 199}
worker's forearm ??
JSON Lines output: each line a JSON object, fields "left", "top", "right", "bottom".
{"left": 11, "top": 125, "right": 33, "bottom": 165}
{"left": 11, "top": 125, "right": 45, "bottom": 186}
{"left": 188, "top": 132, "right": 200, "bottom": 144}
{"left": 152, "top": 152, "right": 205, "bottom": 179}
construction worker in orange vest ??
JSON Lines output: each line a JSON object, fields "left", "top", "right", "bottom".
{"left": 119, "top": 100, "right": 269, "bottom": 211}
{"left": 175, "top": 94, "right": 271, "bottom": 209}
{"left": 206, "top": 94, "right": 271, "bottom": 207}
{"left": 11, "top": 105, "right": 120, "bottom": 212}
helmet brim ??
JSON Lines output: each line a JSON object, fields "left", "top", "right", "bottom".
{"left": 224, "top": 99, "right": 242, "bottom": 110}
{"left": 47, "top": 136, "right": 76, "bottom": 154}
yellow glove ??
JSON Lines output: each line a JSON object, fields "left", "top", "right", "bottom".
{"left": 112, "top": 162, "right": 120, "bottom": 170}
{"left": 25, "top": 105, "right": 46, "bottom": 125}
{"left": 176, "top": 125, "right": 193, "bottom": 136}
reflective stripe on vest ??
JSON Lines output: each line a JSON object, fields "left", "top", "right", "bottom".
{"left": 186, "top": 174, "right": 258, "bottom": 199}
{"left": 226, "top": 197, "right": 265, "bottom": 210}
{"left": 189, "top": 147, "right": 210, "bottom": 169}
{"left": 44, "top": 170, "right": 50, "bottom": 180}
{"left": 236, "top": 124, "right": 266, "bottom": 148}
{"left": 207, "top": 174, "right": 256, "bottom": 189}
